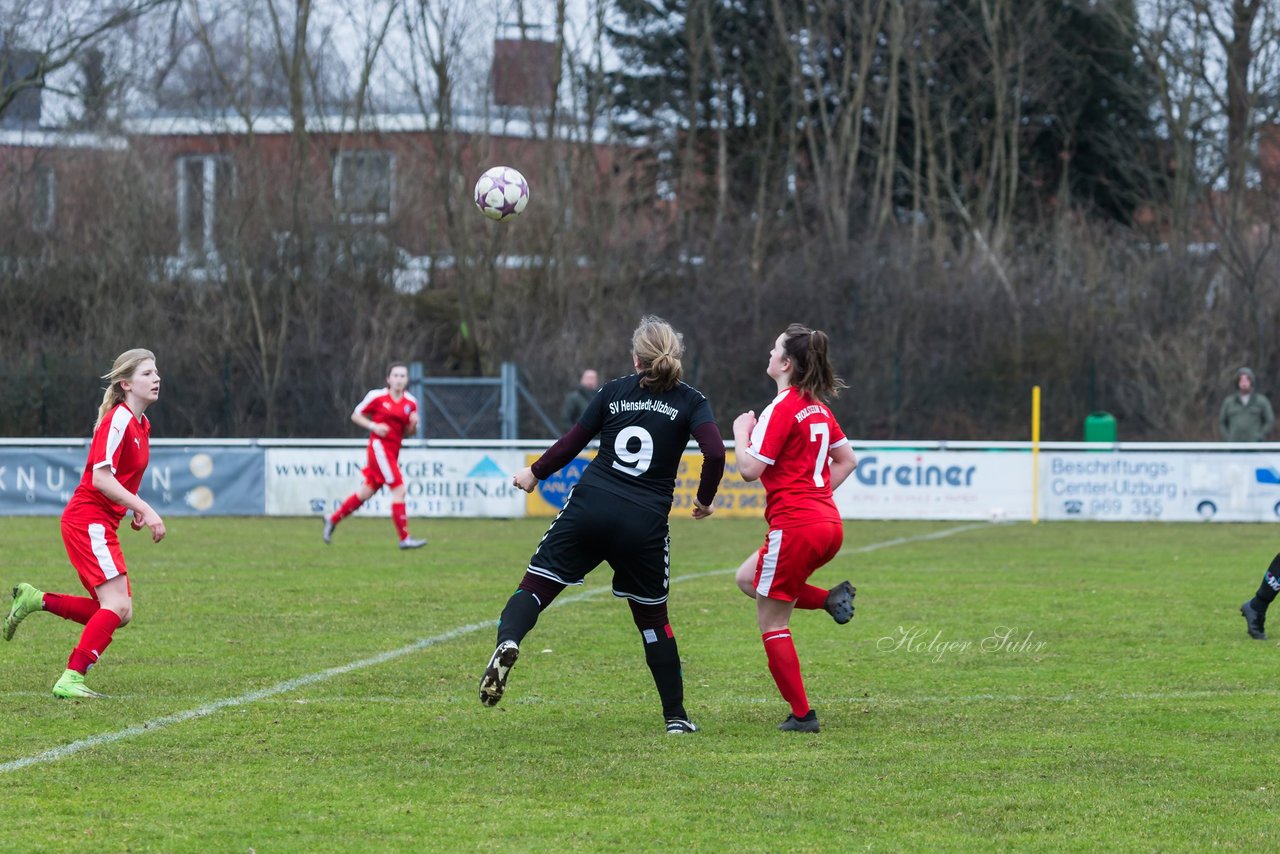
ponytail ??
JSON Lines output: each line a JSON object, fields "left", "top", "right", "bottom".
{"left": 95, "top": 348, "right": 156, "bottom": 429}
{"left": 631, "top": 315, "right": 685, "bottom": 393}
{"left": 782, "top": 324, "right": 846, "bottom": 402}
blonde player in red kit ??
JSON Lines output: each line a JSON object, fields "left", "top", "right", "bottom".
{"left": 323, "top": 362, "right": 426, "bottom": 549}
{"left": 3, "top": 349, "right": 166, "bottom": 698}
{"left": 732, "top": 325, "right": 858, "bottom": 733}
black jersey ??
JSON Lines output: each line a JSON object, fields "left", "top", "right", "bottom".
{"left": 575, "top": 373, "right": 716, "bottom": 514}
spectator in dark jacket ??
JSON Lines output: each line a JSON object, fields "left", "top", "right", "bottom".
{"left": 560, "top": 369, "right": 599, "bottom": 429}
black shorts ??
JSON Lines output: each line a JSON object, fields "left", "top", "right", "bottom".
{"left": 527, "top": 484, "right": 671, "bottom": 604}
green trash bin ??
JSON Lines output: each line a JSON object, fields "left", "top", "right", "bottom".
{"left": 1083, "top": 411, "right": 1117, "bottom": 443}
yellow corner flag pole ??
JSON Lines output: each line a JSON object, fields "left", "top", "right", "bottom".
{"left": 1031, "top": 385, "right": 1041, "bottom": 525}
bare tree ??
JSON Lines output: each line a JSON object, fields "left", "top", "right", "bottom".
{"left": 0, "top": 0, "right": 175, "bottom": 120}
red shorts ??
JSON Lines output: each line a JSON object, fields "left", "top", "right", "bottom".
{"left": 60, "top": 516, "right": 131, "bottom": 595}
{"left": 362, "top": 438, "right": 404, "bottom": 490}
{"left": 753, "top": 521, "right": 844, "bottom": 602}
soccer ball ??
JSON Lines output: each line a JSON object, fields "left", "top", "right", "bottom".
{"left": 473, "top": 166, "right": 530, "bottom": 221}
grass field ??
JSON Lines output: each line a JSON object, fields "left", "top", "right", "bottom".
{"left": 2, "top": 515, "right": 1279, "bottom": 852}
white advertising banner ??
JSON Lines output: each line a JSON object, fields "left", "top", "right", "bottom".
{"left": 834, "top": 450, "right": 1033, "bottom": 520}
{"left": 266, "top": 448, "right": 528, "bottom": 517}
{"left": 1042, "top": 452, "right": 1280, "bottom": 522}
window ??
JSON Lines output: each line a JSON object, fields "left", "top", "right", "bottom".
{"left": 177, "top": 155, "right": 234, "bottom": 262}
{"left": 32, "top": 165, "right": 54, "bottom": 232}
{"left": 334, "top": 150, "right": 394, "bottom": 223}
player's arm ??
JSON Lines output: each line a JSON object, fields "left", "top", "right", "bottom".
{"left": 828, "top": 441, "right": 857, "bottom": 492}
{"left": 91, "top": 466, "right": 165, "bottom": 542}
{"left": 691, "top": 420, "right": 725, "bottom": 519}
{"left": 514, "top": 423, "right": 595, "bottom": 492}
{"left": 352, "top": 410, "right": 388, "bottom": 437}
{"left": 732, "top": 411, "right": 767, "bottom": 482}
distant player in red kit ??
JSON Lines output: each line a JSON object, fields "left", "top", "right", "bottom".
{"left": 4, "top": 349, "right": 167, "bottom": 699}
{"left": 323, "top": 362, "right": 427, "bottom": 549}
{"left": 732, "top": 325, "right": 858, "bottom": 733}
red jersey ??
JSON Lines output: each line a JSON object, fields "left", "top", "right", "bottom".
{"left": 62, "top": 402, "right": 151, "bottom": 527}
{"left": 746, "top": 387, "right": 848, "bottom": 528}
{"left": 355, "top": 388, "right": 419, "bottom": 455}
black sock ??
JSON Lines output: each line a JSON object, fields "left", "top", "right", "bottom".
{"left": 496, "top": 573, "right": 565, "bottom": 646}
{"left": 642, "top": 634, "right": 687, "bottom": 720}
{"left": 1254, "top": 558, "right": 1280, "bottom": 614}
{"left": 496, "top": 589, "right": 543, "bottom": 646}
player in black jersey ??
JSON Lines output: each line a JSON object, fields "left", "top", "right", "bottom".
{"left": 479, "top": 316, "right": 726, "bottom": 734}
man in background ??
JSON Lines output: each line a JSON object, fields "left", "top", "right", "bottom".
{"left": 1218, "top": 367, "right": 1274, "bottom": 442}
{"left": 561, "top": 368, "right": 599, "bottom": 429}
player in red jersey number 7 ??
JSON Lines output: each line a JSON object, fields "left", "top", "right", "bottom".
{"left": 323, "top": 362, "right": 427, "bottom": 550}
{"left": 732, "top": 325, "right": 858, "bottom": 733}
{"left": 4, "top": 349, "right": 166, "bottom": 699}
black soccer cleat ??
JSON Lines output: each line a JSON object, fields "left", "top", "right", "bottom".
{"left": 665, "top": 717, "right": 700, "bottom": 735}
{"left": 777, "top": 710, "right": 820, "bottom": 733}
{"left": 1240, "top": 600, "right": 1268, "bottom": 640}
{"left": 824, "top": 581, "right": 856, "bottom": 625}
{"left": 479, "top": 640, "right": 520, "bottom": 707}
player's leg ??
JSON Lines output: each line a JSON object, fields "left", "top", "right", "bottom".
{"left": 734, "top": 552, "right": 759, "bottom": 598}
{"left": 54, "top": 528, "right": 131, "bottom": 699}
{"left": 10, "top": 519, "right": 114, "bottom": 641}
{"left": 39, "top": 590, "right": 100, "bottom": 625}
{"left": 627, "top": 598, "right": 697, "bottom": 733}
{"left": 758, "top": 596, "right": 816, "bottom": 732}
{"left": 481, "top": 492, "right": 596, "bottom": 707}
{"left": 789, "top": 524, "right": 854, "bottom": 623}
{"left": 479, "top": 572, "right": 566, "bottom": 707}
{"left": 753, "top": 525, "right": 839, "bottom": 733}
{"left": 609, "top": 509, "right": 697, "bottom": 734}
{"left": 326, "top": 478, "right": 376, "bottom": 543}
{"left": 389, "top": 480, "right": 425, "bottom": 550}
{"left": 1241, "top": 552, "right": 1280, "bottom": 640}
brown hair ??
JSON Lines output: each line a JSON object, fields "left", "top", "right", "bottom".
{"left": 387, "top": 361, "right": 408, "bottom": 376}
{"left": 781, "top": 324, "right": 846, "bottom": 401}
{"left": 95, "top": 349, "right": 156, "bottom": 429}
{"left": 632, "top": 315, "right": 684, "bottom": 393}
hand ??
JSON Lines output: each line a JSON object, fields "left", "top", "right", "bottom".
{"left": 733, "top": 410, "right": 757, "bottom": 436}
{"left": 512, "top": 467, "right": 539, "bottom": 493}
{"left": 692, "top": 499, "right": 714, "bottom": 520}
{"left": 133, "top": 507, "right": 166, "bottom": 543}
{"left": 372, "top": 423, "right": 390, "bottom": 438}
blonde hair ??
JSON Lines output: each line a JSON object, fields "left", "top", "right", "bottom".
{"left": 95, "top": 348, "right": 156, "bottom": 429}
{"left": 632, "top": 315, "right": 684, "bottom": 393}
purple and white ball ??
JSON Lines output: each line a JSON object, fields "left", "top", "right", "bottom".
{"left": 474, "top": 166, "right": 530, "bottom": 222}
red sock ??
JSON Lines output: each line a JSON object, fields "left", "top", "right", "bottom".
{"left": 331, "top": 493, "right": 364, "bottom": 524}
{"left": 67, "top": 609, "right": 122, "bottom": 674}
{"left": 795, "top": 585, "right": 828, "bottom": 610}
{"left": 42, "top": 593, "right": 100, "bottom": 625}
{"left": 763, "top": 629, "right": 810, "bottom": 717}
{"left": 392, "top": 502, "right": 409, "bottom": 541}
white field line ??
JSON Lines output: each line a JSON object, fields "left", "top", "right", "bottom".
{"left": 1, "top": 523, "right": 983, "bottom": 774}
